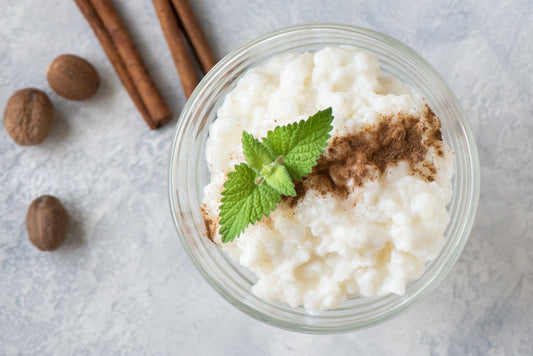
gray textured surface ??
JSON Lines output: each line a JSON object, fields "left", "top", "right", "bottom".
{"left": 0, "top": 0, "right": 532, "bottom": 354}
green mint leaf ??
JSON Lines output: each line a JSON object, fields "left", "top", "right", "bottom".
{"left": 242, "top": 131, "right": 274, "bottom": 172}
{"left": 261, "top": 161, "right": 296, "bottom": 196}
{"left": 219, "top": 163, "right": 281, "bottom": 243}
{"left": 262, "top": 107, "right": 334, "bottom": 180}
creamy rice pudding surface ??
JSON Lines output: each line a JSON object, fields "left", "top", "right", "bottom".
{"left": 201, "top": 46, "right": 454, "bottom": 312}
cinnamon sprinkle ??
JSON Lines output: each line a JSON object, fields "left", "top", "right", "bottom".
{"left": 284, "top": 106, "right": 444, "bottom": 207}
{"left": 201, "top": 204, "right": 216, "bottom": 242}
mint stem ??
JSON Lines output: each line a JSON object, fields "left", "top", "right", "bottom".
{"left": 256, "top": 155, "right": 285, "bottom": 185}
{"left": 273, "top": 155, "right": 284, "bottom": 165}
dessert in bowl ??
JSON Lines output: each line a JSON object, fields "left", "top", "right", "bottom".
{"left": 168, "top": 24, "right": 479, "bottom": 333}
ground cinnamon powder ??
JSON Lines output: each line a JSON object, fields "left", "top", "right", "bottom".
{"left": 201, "top": 204, "right": 217, "bottom": 242}
{"left": 284, "top": 106, "right": 444, "bottom": 207}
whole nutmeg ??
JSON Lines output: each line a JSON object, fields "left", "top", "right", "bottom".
{"left": 26, "top": 195, "right": 70, "bottom": 251}
{"left": 46, "top": 54, "right": 99, "bottom": 101}
{"left": 3, "top": 88, "right": 54, "bottom": 146}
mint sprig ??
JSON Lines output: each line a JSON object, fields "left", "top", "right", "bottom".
{"left": 219, "top": 108, "right": 334, "bottom": 243}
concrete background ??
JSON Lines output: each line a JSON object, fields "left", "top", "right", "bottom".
{"left": 0, "top": 0, "right": 531, "bottom": 354}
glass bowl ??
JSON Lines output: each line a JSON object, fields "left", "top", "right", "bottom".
{"left": 168, "top": 23, "right": 479, "bottom": 333}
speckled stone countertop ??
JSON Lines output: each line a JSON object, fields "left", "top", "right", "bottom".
{"left": 1, "top": 1, "right": 532, "bottom": 354}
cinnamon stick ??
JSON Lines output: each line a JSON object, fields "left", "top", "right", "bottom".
{"left": 170, "top": 0, "right": 217, "bottom": 73}
{"left": 152, "top": 0, "right": 200, "bottom": 98}
{"left": 74, "top": 0, "right": 171, "bottom": 129}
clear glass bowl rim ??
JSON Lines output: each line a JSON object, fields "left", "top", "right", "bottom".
{"left": 168, "top": 23, "right": 480, "bottom": 333}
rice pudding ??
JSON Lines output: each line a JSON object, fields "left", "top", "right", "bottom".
{"left": 201, "top": 46, "right": 453, "bottom": 312}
